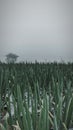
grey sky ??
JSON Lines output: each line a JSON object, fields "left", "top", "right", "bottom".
{"left": 0, "top": 0, "right": 73, "bottom": 62}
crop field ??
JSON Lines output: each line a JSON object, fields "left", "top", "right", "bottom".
{"left": 0, "top": 62, "right": 73, "bottom": 130}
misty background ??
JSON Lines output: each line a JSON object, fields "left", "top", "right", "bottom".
{"left": 0, "top": 0, "right": 73, "bottom": 62}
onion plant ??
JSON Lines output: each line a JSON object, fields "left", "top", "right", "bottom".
{"left": 0, "top": 62, "right": 73, "bottom": 130}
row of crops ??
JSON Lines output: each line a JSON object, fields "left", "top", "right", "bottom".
{"left": 0, "top": 62, "right": 73, "bottom": 130}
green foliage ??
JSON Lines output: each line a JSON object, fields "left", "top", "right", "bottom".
{"left": 0, "top": 62, "right": 73, "bottom": 130}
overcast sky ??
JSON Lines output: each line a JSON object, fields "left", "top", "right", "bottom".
{"left": 0, "top": 0, "right": 73, "bottom": 62}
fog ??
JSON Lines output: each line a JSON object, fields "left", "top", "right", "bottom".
{"left": 0, "top": 0, "right": 73, "bottom": 62}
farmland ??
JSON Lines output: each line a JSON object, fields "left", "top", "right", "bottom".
{"left": 0, "top": 62, "right": 73, "bottom": 130}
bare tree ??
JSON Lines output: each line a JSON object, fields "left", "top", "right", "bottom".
{"left": 6, "top": 53, "right": 19, "bottom": 63}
